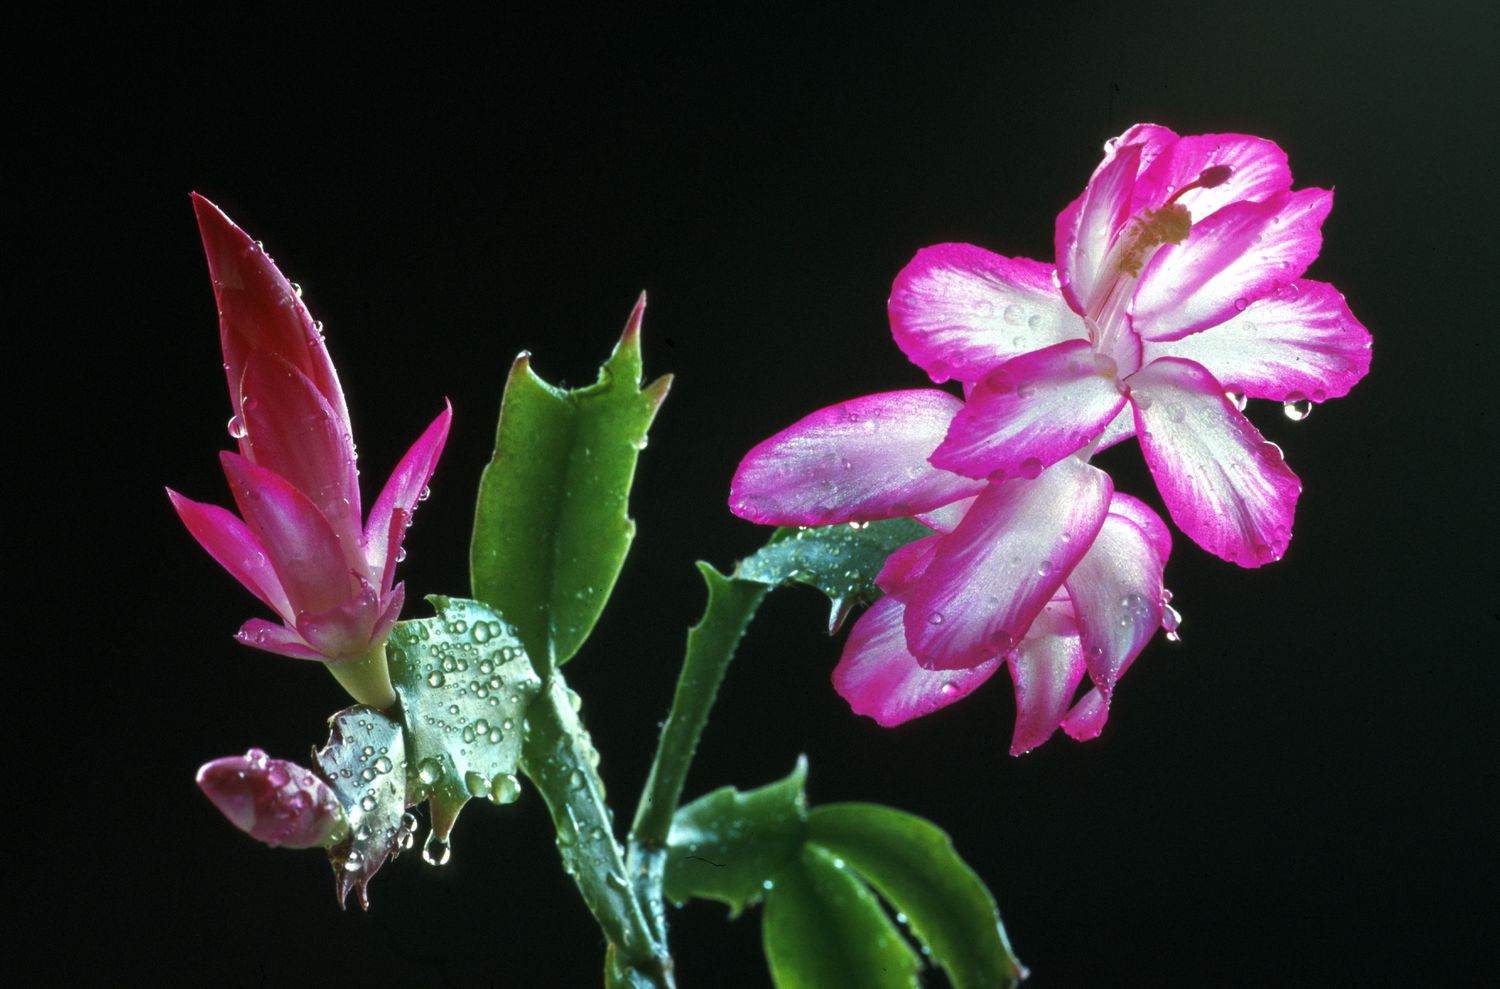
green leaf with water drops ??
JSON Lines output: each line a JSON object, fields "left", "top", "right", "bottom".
{"left": 736, "top": 518, "right": 931, "bottom": 633}
{"left": 762, "top": 844, "right": 923, "bottom": 989}
{"left": 314, "top": 707, "right": 415, "bottom": 910}
{"left": 387, "top": 596, "right": 543, "bottom": 849}
{"left": 662, "top": 757, "right": 809, "bottom": 916}
{"left": 470, "top": 297, "right": 671, "bottom": 671}
{"left": 806, "top": 803, "right": 1025, "bottom": 989}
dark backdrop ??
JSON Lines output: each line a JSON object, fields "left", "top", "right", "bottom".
{"left": 13, "top": 3, "right": 1496, "bottom": 986}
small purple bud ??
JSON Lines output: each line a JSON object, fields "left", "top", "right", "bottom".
{"left": 197, "top": 749, "right": 348, "bottom": 849}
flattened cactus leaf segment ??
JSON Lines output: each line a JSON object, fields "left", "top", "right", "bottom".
{"left": 737, "top": 518, "right": 930, "bottom": 633}
{"left": 315, "top": 707, "right": 412, "bottom": 910}
{"left": 807, "top": 803, "right": 1026, "bottom": 989}
{"left": 762, "top": 845, "right": 922, "bottom": 989}
{"left": 663, "top": 757, "right": 808, "bottom": 916}
{"left": 387, "top": 596, "right": 543, "bottom": 842}
{"left": 470, "top": 298, "right": 671, "bottom": 670}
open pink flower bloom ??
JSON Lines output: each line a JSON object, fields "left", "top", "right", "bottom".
{"left": 732, "top": 395, "right": 1171, "bottom": 751}
{"left": 197, "top": 749, "right": 348, "bottom": 849}
{"left": 167, "top": 195, "right": 451, "bottom": 667}
{"left": 891, "top": 124, "right": 1371, "bottom": 566}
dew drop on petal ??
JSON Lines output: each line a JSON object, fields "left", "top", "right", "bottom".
{"left": 1161, "top": 602, "right": 1182, "bottom": 633}
{"left": 1225, "top": 390, "right": 1247, "bottom": 411}
{"left": 927, "top": 611, "right": 945, "bottom": 626}
{"left": 1283, "top": 396, "right": 1313, "bottom": 421}
{"left": 1234, "top": 297, "right": 1250, "bottom": 311}
{"left": 227, "top": 415, "right": 247, "bottom": 439}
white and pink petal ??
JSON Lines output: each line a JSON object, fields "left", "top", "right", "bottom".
{"left": 729, "top": 390, "right": 985, "bottom": 526}
{"left": 1127, "top": 358, "right": 1301, "bottom": 567}
{"left": 1008, "top": 600, "right": 1087, "bottom": 755}
{"left": 1064, "top": 504, "right": 1167, "bottom": 695}
{"left": 1130, "top": 133, "right": 1292, "bottom": 218}
{"left": 903, "top": 458, "right": 1112, "bottom": 669}
{"left": 930, "top": 339, "right": 1127, "bottom": 479}
{"left": 833, "top": 597, "right": 1003, "bottom": 727}
{"left": 1132, "top": 188, "right": 1334, "bottom": 342}
{"left": 889, "top": 244, "right": 1086, "bottom": 383}
{"left": 1141, "top": 279, "right": 1371, "bottom": 402}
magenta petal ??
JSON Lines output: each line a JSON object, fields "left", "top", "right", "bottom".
{"left": 364, "top": 402, "right": 453, "bottom": 579}
{"left": 220, "top": 452, "right": 358, "bottom": 614}
{"left": 1064, "top": 510, "right": 1166, "bottom": 695}
{"left": 1133, "top": 188, "right": 1334, "bottom": 342}
{"left": 889, "top": 244, "right": 1087, "bottom": 383}
{"left": 1062, "top": 687, "right": 1110, "bottom": 741}
{"left": 240, "top": 353, "right": 363, "bottom": 558}
{"left": 875, "top": 534, "right": 941, "bottom": 599}
{"left": 166, "top": 488, "right": 291, "bottom": 618}
{"left": 1008, "top": 600, "right": 1086, "bottom": 755}
{"left": 1058, "top": 143, "right": 1142, "bottom": 316}
{"left": 197, "top": 750, "right": 347, "bottom": 849}
{"left": 930, "top": 339, "right": 1127, "bottom": 479}
{"left": 191, "top": 194, "right": 350, "bottom": 429}
{"left": 729, "top": 390, "right": 985, "bottom": 526}
{"left": 1128, "top": 358, "right": 1301, "bottom": 567}
{"left": 904, "top": 459, "right": 1112, "bottom": 670}
{"left": 369, "top": 581, "right": 407, "bottom": 646}
{"left": 1142, "top": 279, "right": 1372, "bottom": 402}
{"left": 295, "top": 577, "right": 382, "bottom": 659}
{"left": 236, "top": 619, "right": 326, "bottom": 661}
{"left": 834, "top": 597, "right": 1002, "bottom": 727}
{"left": 1105, "top": 492, "right": 1172, "bottom": 561}
{"left": 1131, "top": 133, "right": 1292, "bottom": 218}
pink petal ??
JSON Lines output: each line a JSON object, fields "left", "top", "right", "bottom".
{"left": 220, "top": 451, "right": 359, "bottom": 614}
{"left": 1128, "top": 357, "right": 1301, "bottom": 567}
{"left": 889, "top": 244, "right": 1087, "bottom": 383}
{"left": 197, "top": 750, "right": 347, "bottom": 849}
{"left": 1096, "top": 403, "right": 1136, "bottom": 452}
{"left": 191, "top": 194, "right": 350, "bottom": 430}
{"left": 833, "top": 597, "right": 1002, "bottom": 727}
{"left": 364, "top": 402, "right": 453, "bottom": 580}
{"left": 1105, "top": 492, "right": 1172, "bottom": 561}
{"left": 1057, "top": 142, "right": 1143, "bottom": 317}
{"left": 235, "top": 619, "right": 326, "bottom": 661}
{"left": 166, "top": 488, "right": 291, "bottom": 618}
{"left": 1064, "top": 509, "right": 1166, "bottom": 696}
{"left": 1132, "top": 188, "right": 1334, "bottom": 342}
{"left": 930, "top": 339, "right": 1127, "bottom": 479}
{"left": 295, "top": 576, "right": 383, "bottom": 659}
{"left": 1008, "top": 600, "right": 1087, "bottom": 755}
{"left": 1142, "top": 279, "right": 1372, "bottom": 402}
{"left": 369, "top": 581, "right": 407, "bottom": 646}
{"left": 240, "top": 352, "right": 363, "bottom": 561}
{"left": 1131, "top": 133, "right": 1292, "bottom": 218}
{"left": 875, "top": 533, "right": 941, "bottom": 599}
{"left": 904, "top": 459, "right": 1112, "bottom": 669}
{"left": 1062, "top": 687, "right": 1110, "bottom": 741}
{"left": 729, "top": 390, "right": 985, "bottom": 526}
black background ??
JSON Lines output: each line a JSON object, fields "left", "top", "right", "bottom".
{"left": 12, "top": 3, "right": 1497, "bottom": 986}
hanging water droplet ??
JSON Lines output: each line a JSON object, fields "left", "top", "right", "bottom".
{"left": 290, "top": 282, "right": 303, "bottom": 298}
{"left": 395, "top": 546, "right": 407, "bottom": 563}
{"left": 1161, "top": 602, "right": 1183, "bottom": 634}
{"left": 1165, "top": 629, "right": 1182, "bottom": 643}
{"left": 491, "top": 773, "right": 522, "bottom": 804}
{"left": 466, "top": 770, "right": 491, "bottom": 796}
{"left": 422, "top": 833, "right": 451, "bottom": 866}
{"left": 1283, "top": 396, "right": 1313, "bottom": 421}
{"left": 226, "top": 415, "right": 247, "bottom": 439}
{"left": 1225, "top": 390, "right": 1247, "bottom": 411}
{"left": 342, "top": 849, "right": 364, "bottom": 873}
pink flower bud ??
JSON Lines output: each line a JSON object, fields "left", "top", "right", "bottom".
{"left": 197, "top": 749, "right": 348, "bottom": 849}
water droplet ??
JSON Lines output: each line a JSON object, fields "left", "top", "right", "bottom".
{"left": 1026, "top": 314, "right": 1042, "bottom": 331}
{"left": 1234, "top": 297, "right": 1249, "bottom": 311}
{"left": 927, "top": 611, "right": 945, "bottom": 625}
{"left": 1225, "top": 390, "right": 1247, "bottom": 411}
{"left": 343, "top": 850, "right": 364, "bottom": 873}
{"left": 1166, "top": 402, "right": 1186, "bottom": 424}
{"left": 471, "top": 622, "right": 491, "bottom": 643}
{"left": 1161, "top": 602, "right": 1183, "bottom": 634}
{"left": 422, "top": 833, "right": 451, "bottom": 866}
{"left": 988, "top": 629, "right": 1015, "bottom": 652}
{"left": 940, "top": 681, "right": 961, "bottom": 697}
{"left": 226, "top": 415, "right": 247, "bottom": 439}
{"left": 1283, "top": 396, "right": 1312, "bottom": 421}
{"left": 372, "top": 756, "right": 393, "bottom": 775}
{"left": 465, "top": 770, "right": 491, "bottom": 796}
{"left": 417, "top": 758, "right": 444, "bottom": 785}
{"left": 395, "top": 546, "right": 407, "bottom": 563}
{"left": 491, "top": 774, "right": 522, "bottom": 804}
{"left": 1165, "top": 629, "right": 1182, "bottom": 643}
{"left": 566, "top": 688, "right": 583, "bottom": 712}
{"left": 1019, "top": 457, "right": 1043, "bottom": 479}
{"left": 568, "top": 769, "right": 586, "bottom": 790}
{"left": 1003, "top": 304, "right": 1025, "bottom": 325}
{"left": 360, "top": 794, "right": 378, "bottom": 812}
{"left": 426, "top": 670, "right": 445, "bottom": 688}
{"left": 290, "top": 282, "right": 304, "bottom": 299}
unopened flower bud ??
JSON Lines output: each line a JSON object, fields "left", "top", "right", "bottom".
{"left": 197, "top": 749, "right": 349, "bottom": 849}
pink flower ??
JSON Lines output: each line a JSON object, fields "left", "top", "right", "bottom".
{"left": 167, "top": 195, "right": 451, "bottom": 704}
{"left": 731, "top": 396, "right": 1171, "bottom": 751}
{"left": 197, "top": 749, "right": 348, "bottom": 849}
{"left": 892, "top": 124, "right": 1371, "bottom": 566}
